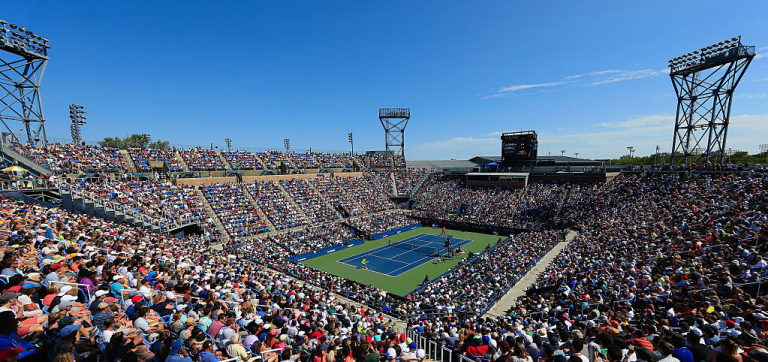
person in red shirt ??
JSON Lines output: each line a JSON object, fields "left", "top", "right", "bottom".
{"left": 206, "top": 313, "right": 226, "bottom": 338}
{"left": 628, "top": 330, "right": 653, "bottom": 351}
{"left": 463, "top": 335, "right": 489, "bottom": 357}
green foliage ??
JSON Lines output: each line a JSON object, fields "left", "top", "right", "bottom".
{"left": 609, "top": 151, "right": 767, "bottom": 165}
{"left": 148, "top": 140, "right": 170, "bottom": 149}
{"left": 97, "top": 134, "right": 170, "bottom": 149}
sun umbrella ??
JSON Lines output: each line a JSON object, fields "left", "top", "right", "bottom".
{"left": 1, "top": 166, "right": 28, "bottom": 172}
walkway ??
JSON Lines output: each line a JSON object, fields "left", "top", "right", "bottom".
{"left": 483, "top": 229, "right": 577, "bottom": 318}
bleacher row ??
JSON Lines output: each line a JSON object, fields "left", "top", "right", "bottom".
{"left": 62, "top": 172, "right": 419, "bottom": 240}
{"left": 11, "top": 144, "right": 407, "bottom": 174}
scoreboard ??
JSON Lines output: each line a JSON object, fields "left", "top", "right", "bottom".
{"left": 501, "top": 131, "right": 537, "bottom": 166}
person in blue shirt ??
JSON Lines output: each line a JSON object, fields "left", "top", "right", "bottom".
{"left": 0, "top": 309, "right": 37, "bottom": 360}
{"left": 166, "top": 343, "right": 194, "bottom": 362}
{"left": 198, "top": 340, "right": 220, "bottom": 362}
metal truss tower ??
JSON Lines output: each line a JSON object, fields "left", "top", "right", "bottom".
{"left": 668, "top": 36, "right": 755, "bottom": 165}
{"left": 0, "top": 20, "right": 51, "bottom": 147}
{"left": 379, "top": 108, "right": 410, "bottom": 156}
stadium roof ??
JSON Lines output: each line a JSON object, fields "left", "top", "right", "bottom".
{"left": 405, "top": 159, "right": 482, "bottom": 170}
{"left": 471, "top": 155, "right": 590, "bottom": 163}
{"left": 406, "top": 155, "right": 603, "bottom": 170}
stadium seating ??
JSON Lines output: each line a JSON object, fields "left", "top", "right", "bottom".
{"left": 279, "top": 178, "right": 339, "bottom": 224}
{"left": 179, "top": 148, "right": 226, "bottom": 171}
{"left": 127, "top": 147, "right": 183, "bottom": 171}
{"left": 202, "top": 183, "right": 268, "bottom": 236}
{"left": 246, "top": 180, "right": 306, "bottom": 230}
{"left": 222, "top": 150, "right": 263, "bottom": 170}
{"left": 13, "top": 144, "right": 127, "bottom": 174}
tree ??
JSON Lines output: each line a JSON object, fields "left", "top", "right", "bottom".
{"left": 97, "top": 134, "right": 170, "bottom": 149}
{"left": 609, "top": 151, "right": 767, "bottom": 165}
{"left": 98, "top": 137, "right": 123, "bottom": 148}
{"left": 148, "top": 140, "right": 170, "bottom": 149}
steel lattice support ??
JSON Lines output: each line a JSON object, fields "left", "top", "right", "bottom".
{"left": 379, "top": 108, "right": 410, "bottom": 156}
{"left": 0, "top": 20, "right": 50, "bottom": 147}
{"left": 669, "top": 37, "right": 755, "bottom": 165}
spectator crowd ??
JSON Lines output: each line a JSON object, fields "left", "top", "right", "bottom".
{"left": 4, "top": 147, "right": 768, "bottom": 362}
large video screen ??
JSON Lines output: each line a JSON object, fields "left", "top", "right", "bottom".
{"left": 501, "top": 133, "right": 537, "bottom": 165}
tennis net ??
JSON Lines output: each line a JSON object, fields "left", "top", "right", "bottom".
{"left": 390, "top": 242, "right": 441, "bottom": 256}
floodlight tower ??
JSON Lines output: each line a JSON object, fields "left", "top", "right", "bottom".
{"left": 0, "top": 20, "right": 51, "bottom": 147}
{"left": 379, "top": 108, "right": 410, "bottom": 157}
{"left": 668, "top": 36, "right": 755, "bottom": 165}
{"left": 69, "top": 104, "right": 86, "bottom": 145}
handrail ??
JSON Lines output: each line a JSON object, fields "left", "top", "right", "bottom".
{"left": 63, "top": 183, "right": 194, "bottom": 231}
{"left": 50, "top": 281, "right": 93, "bottom": 302}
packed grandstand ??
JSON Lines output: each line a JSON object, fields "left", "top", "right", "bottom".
{"left": 0, "top": 142, "right": 766, "bottom": 362}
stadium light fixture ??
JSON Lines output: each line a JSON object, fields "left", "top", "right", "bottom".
{"left": 225, "top": 138, "right": 232, "bottom": 152}
{"left": 283, "top": 138, "right": 290, "bottom": 153}
{"left": 69, "top": 104, "right": 87, "bottom": 145}
{"left": 669, "top": 36, "right": 752, "bottom": 74}
{"left": 0, "top": 20, "right": 51, "bottom": 59}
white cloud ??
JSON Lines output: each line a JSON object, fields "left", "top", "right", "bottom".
{"left": 484, "top": 68, "right": 671, "bottom": 99}
{"left": 590, "top": 69, "right": 668, "bottom": 85}
{"left": 759, "top": 46, "right": 768, "bottom": 50}
{"left": 497, "top": 81, "right": 572, "bottom": 93}
{"left": 565, "top": 70, "right": 621, "bottom": 80}
{"left": 756, "top": 53, "right": 767, "bottom": 60}
{"left": 486, "top": 131, "right": 504, "bottom": 137}
{"left": 592, "top": 114, "right": 674, "bottom": 128}
{"left": 738, "top": 93, "right": 767, "bottom": 99}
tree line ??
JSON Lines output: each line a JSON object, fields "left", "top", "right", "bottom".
{"left": 610, "top": 151, "right": 767, "bottom": 165}
{"left": 97, "top": 134, "right": 170, "bottom": 150}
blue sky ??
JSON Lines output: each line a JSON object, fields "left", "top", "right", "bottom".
{"left": 4, "top": 1, "right": 768, "bottom": 160}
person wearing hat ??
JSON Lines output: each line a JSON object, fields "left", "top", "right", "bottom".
{"left": 88, "top": 290, "right": 110, "bottom": 314}
{"left": 226, "top": 333, "right": 253, "bottom": 362}
{"left": 43, "top": 262, "right": 70, "bottom": 288}
{"left": 198, "top": 340, "right": 220, "bottom": 362}
{"left": 0, "top": 346, "right": 23, "bottom": 362}
{"left": 178, "top": 318, "right": 198, "bottom": 344}
{"left": 109, "top": 274, "right": 129, "bottom": 298}
{"left": 166, "top": 342, "right": 194, "bottom": 362}
{"left": 92, "top": 301, "right": 116, "bottom": 331}
{"left": 17, "top": 283, "right": 43, "bottom": 316}
{"left": 386, "top": 347, "right": 399, "bottom": 362}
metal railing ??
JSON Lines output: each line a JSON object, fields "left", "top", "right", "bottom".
{"left": 50, "top": 281, "right": 93, "bottom": 303}
{"left": 0, "top": 178, "right": 57, "bottom": 191}
{"left": 61, "top": 184, "right": 195, "bottom": 231}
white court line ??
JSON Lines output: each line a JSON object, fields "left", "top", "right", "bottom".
{"left": 337, "top": 234, "right": 473, "bottom": 277}
{"left": 387, "top": 255, "right": 433, "bottom": 276}
{"left": 371, "top": 247, "right": 414, "bottom": 262}
{"left": 335, "top": 260, "right": 394, "bottom": 277}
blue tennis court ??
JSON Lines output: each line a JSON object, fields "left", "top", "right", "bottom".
{"left": 338, "top": 234, "right": 473, "bottom": 277}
